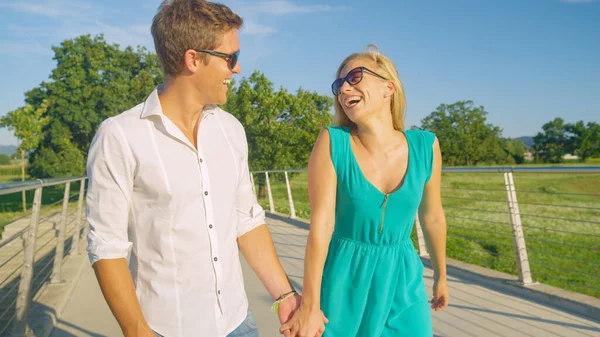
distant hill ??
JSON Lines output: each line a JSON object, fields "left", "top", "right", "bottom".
{"left": 0, "top": 145, "right": 17, "bottom": 156}
{"left": 514, "top": 136, "right": 534, "bottom": 148}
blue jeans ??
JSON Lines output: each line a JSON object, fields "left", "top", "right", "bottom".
{"left": 154, "top": 308, "right": 259, "bottom": 337}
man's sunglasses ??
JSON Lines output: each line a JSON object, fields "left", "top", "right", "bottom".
{"left": 331, "top": 66, "right": 387, "bottom": 96}
{"left": 195, "top": 49, "right": 240, "bottom": 70}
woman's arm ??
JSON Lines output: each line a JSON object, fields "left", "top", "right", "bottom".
{"left": 418, "top": 137, "right": 449, "bottom": 311}
{"left": 281, "top": 129, "right": 336, "bottom": 337}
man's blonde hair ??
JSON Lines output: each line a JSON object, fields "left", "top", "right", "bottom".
{"left": 334, "top": 45, "right": 406, "bottom": 130}
{"left": 151, "top": 0, "right": 243, "bottom": 78}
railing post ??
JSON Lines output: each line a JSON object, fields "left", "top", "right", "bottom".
{"left": 414, "top": 214, "right": 428, "bottom": 257}
{"left": 504, "top": 172, "right": 533, "bottom": 285}
{"left": 250, "top": 173, "right": 256, "bottom": 196}
{"left": 21, "top": 149, "right": 26, "bottom": 212}
{"left": 265, "top": 172, "right": 275, "bottom": 213}
{"left": 13, "top": 186, "right": 43, "bottom": 337}
{"left": 284, "top": 171, "right": 296, "bottom": 219}
{"left": 70, "top": 179, "right": 86, "bottom": 255}
{"left": 51, "top": 181, "right": 70, "bottom": 284}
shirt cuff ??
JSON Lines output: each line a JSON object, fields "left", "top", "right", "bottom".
{"left": 87, "top": 230, "right": 133, "bottom": 265}
{"left": 237, "top": 203, "right": 266, "bottom": 237}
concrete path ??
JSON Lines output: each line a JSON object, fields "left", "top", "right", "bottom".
{"left": 49, "top": 216, "right": 600, "bottom": 337}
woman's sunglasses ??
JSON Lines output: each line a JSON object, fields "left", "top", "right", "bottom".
{"left": 331, "top": 66, "right": 387, "bottom": 96}
{"left": 195, "top": 49, "right": 240, "bottom": 70}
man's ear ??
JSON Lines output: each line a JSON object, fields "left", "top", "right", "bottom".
{"left": 183, "top": 50, "right": 202, "bottom": 74}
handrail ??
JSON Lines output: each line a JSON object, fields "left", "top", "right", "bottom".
{"left": 250, "top": 166, "right": 600, "bottom": 174}
{"left": 248, "top": 168, "right": 600, "bottom": 299}
{"left": 0, "top": 176, "right": 88, "bottom": 336}
{"left": 0, "top": 176, "right": 86, "bottom": 196}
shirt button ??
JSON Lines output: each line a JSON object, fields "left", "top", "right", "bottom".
{"left": 199, "top": 158, "right": 203, "bottom": 163}
{"left": 214, "top": 257, "right": 218, "bottom": 262}
{"left": 209, "top": 224, "right": 213, "bottom": 229}
{"left": 218, "top": 290, "right": 221, "bottom": 295}
{"left": 204, "top": 191, "right": 208, "bottom": 196}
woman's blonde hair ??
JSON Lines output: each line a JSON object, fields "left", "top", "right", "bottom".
{"left": 333, "top": 45, "right": 406, "bottom": 130}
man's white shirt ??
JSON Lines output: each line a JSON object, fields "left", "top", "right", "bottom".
{"left": 86, "top": 86, "right": 265, "bottom": 337}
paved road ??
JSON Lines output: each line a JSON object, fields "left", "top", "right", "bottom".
{"left": 50, "top": 216, "right": 600, "bottom": 337}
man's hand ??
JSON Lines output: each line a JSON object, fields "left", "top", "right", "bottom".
{"left": 279, "top": 304, "right": 328, "bottom": 337}
{"left": 277, "top": 293, "right": 302, "bottom": 327}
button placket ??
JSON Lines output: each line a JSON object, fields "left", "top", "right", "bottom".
{"left": 196, "top": 144, "right": 224, "bottom": 312}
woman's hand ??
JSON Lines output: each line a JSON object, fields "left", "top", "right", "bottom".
{"left": 431, "top": 276, "right": 449, "bottom": 312}
{"left": 279, "top": 304, "right": 328, "bottom": 337}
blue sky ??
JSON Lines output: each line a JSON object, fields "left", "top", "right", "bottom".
{"left": 0, "top": 0, "right": 598, "bottom": 146}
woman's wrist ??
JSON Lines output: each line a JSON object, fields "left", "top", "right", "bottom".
{"left": 434, "top": 272, "right": 447, "bottom": 281}
{"left": 300, "top": 297, "right": 320, "bottom": 311}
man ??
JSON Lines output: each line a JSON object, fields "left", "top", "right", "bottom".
{"left": 86, "top": 1, "right": 301, "bottom": 336}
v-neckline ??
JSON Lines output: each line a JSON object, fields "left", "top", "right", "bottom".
{"left": 347, "top": 128, "right": 411, "bottom": 197}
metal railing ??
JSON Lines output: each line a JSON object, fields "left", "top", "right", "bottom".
{"left": 0, "top": 177, "right": 87, "bottom": 337}
{"left": 250, "top": 167, "right": 600, "bottom": 298}
{"left": 1, "top": 166, "right": 595, "bottom": 336}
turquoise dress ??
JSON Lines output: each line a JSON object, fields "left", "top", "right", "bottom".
{"left": 320, "top": 126, "right": 435, "bottom": 337}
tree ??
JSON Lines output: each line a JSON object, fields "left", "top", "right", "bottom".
{"left": 502, "top": 138, "right": 526, "bottom": 164}
{"left": 565, "top": 121, "right": 600, "bottom": 162}
{"left": 0, "top": 101, "right": 51, "bottom": 210}
{"left": 533, "top": 118, "right": 567, "bottom": 163}
{"left": 3, "top": 34, "right": 163, "bottom": 178}
{"left": 420, "top": 101, "right": 509, "bottom": 166}
{"left": 0, "top": 154, "right": 10, "bottom": 165}
{"left": 0, "top": 100, "right": 50, "bottom": 154}
{"left": 223, "top": 71, "right": 333, "bottom": 196}
{"left": 224, "top": 71, "right": 333, "bottom": 171}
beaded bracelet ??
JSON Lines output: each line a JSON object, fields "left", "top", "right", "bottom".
{"left": 271, "top": 290, "right": 299, "bottom": 315}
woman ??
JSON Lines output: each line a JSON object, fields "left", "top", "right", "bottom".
{"left": 281, "top": 46, "right": 449, "bottom": 337}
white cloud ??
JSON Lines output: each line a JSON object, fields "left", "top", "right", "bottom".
{"left": 241, "top": 22, "right": 278, "bottom": 36}
{"left": 130, "top": 25, "right": 151, "bottom": 36}
{"left": 0, "top": 0, "right": 345, "bottom": 63}
{"left": 0, "top": 0, "right": 153, "bottom": 50}
{"left": 0, "top": 41, "right": 54, "bottom": 56}
{"left": 252, "top": 1, "right": 336, "bottom": 15}
{"left": 224, "top": 1, "right": 346, "bottom": 37}
{"left": 0, "top": 1, "right": 61, "bottom": 17}
{"left": 559, "top": 0, "right": 595, "bottom": 3}
{"left": 0, "top": 0, "right": 99, "bottom": 19}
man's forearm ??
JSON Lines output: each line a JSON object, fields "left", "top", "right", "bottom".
{"left": 237, "top": 224, "right": 294, "bottom": 299}
{"left": 93, "top": 258, "right": 151, "bottom": 335}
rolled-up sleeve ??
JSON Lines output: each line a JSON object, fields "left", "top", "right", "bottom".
{"left": 235, "top": 128, "right": 265, "bottom": 237}
{"left": 86, "top": 119, "right": 134, "bottom": 265}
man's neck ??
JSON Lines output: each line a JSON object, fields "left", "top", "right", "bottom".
{"left": 158, "top": 79, "right": 206, "bottom": 130}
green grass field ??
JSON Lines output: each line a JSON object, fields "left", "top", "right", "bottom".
{"left": 252, "top": 171, "right": 600, "bottom": 298}
{"left": 1, "top": 164, "right": 598, "bottom": 298}
{"left": 0, "top": 165, "right": 23, "bottom": 178}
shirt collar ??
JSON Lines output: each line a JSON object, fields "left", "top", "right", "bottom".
{"left": 140, "top": 85, "right": 218, "bottom": 119}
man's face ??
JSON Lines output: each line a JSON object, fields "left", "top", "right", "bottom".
{"left": 194, "top": 29, "right": 241, "bottom": 105}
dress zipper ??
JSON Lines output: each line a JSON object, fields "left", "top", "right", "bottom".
{"left": 379, "top": 193, "right": 389, "bottom": 233}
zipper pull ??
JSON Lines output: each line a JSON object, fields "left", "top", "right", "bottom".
{"left": 379, "top": 193, "right": 389, "bottom": 233}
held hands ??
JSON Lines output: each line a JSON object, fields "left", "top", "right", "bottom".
{"left": 430, "top": 275, "right": 449, "bottom": 312}
{"left": 277, "top": 293, "right": 302, "bottom": 328}
{"left": 279, "top": 303, "right": 329, "bottom": 337}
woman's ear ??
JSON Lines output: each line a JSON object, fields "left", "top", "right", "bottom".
{"left": 384, "top": 81, "right": 395, "bottom": 100}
